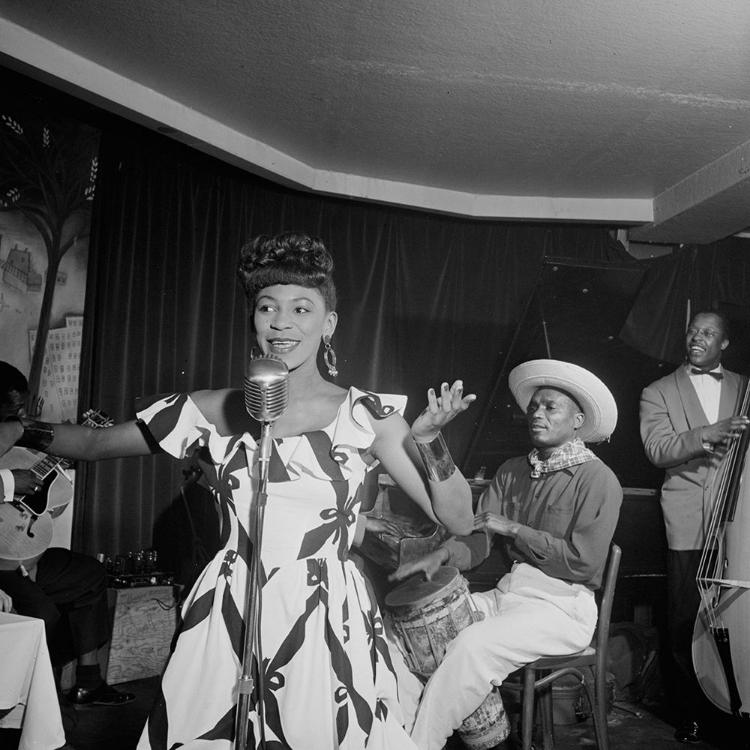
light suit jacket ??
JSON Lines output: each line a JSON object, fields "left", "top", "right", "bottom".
{"left": 639, "top": 364, "right": 747, "bottom": 550}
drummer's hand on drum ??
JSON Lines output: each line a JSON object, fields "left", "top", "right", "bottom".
{"left": 389, "top": 548, "right": 450, "bottom": 583}
{"left": 0, "top": 589, "right": 12, "bottom": 613}
{"left": 365, "top": 515, "right": 402, "bottom": 538}
{"left": 411, "top": 380, "right": 476, "bottom": 442}
{"left": 473, "top": 511, "right": 518, "bottom": 537}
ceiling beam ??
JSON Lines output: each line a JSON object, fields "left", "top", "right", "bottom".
{"left": 0, "top": 17, "right": 654, "bottom": 225}
{"left": 629, "top": 139, "right": 750, "bottom": 245}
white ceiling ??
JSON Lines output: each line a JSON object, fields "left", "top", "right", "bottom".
{"left": 2, "top": 0, "right": 750, "bottom": 244}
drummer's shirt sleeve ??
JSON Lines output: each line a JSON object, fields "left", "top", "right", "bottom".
{"left": 441, "top": 468, "right": 506, "bottom": 571}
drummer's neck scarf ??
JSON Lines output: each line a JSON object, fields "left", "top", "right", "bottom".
{"left": 528, "top": 438, "right": 597, "bottom": 478}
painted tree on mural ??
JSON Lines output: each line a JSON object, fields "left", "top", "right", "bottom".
{"left": 0, "top": 107, "right": 99, "bottom": 397}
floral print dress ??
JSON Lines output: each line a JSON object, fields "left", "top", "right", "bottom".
{"left": 135, "top": 387, "right": 421, "bottom": 750}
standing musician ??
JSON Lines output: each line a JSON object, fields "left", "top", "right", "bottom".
{"left": 640, "top": 310, "right": 749, "bottom": 745}
{"left": 390, "top": 359, "right": 623, "bottom": 750}
{"left": 0, "top": 361, "right": 135, "bottom": 709}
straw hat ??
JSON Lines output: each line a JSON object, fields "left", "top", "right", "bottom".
{"left": 508, "top": 359, "right": 618, "bottom": 443}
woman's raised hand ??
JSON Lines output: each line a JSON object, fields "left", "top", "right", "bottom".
{"left": 411, "top": 380, "right": 476, "bottom": 442}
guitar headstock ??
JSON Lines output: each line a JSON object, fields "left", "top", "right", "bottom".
{"left": 81, "top": 408, "right": 114, "bottom": 429}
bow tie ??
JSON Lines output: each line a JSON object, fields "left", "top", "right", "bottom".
{"left": 691, "top": 368, "right": 723, "bottom": 380}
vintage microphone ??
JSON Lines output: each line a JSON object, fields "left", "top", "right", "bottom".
{"left": 235, "top": 355, "right": 289, "bottom": 750}
{"left": 244, "top": 355, "right": 290, "bottom": 477}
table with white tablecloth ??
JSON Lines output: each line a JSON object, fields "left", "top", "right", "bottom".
{"left": 0, "top": 611, "right": 65, "bottom": 750}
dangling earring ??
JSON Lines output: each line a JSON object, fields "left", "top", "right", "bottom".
{"left": 323, "top": 335, "right": 338, "bottom": 377}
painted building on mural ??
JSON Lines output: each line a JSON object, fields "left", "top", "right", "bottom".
{"left": 1, "top": 243, "right": 44, "bottom": 292}
{"left": 28, "top": 315, "right": 83, "bottom": 423}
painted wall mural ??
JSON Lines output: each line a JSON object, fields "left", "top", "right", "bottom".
{"left": 0, "top": 93, "right": 99, "bottom": 423}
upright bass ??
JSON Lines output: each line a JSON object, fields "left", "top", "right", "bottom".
{"left": 692, "top": 379, "right": 750, "bottom": 726}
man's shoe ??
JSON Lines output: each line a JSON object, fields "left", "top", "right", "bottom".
{"left": 66, "top": 681, "right": 136, "bottom": 709}
{"left": 674, "top": 721, "right": 701, "bottom": 744}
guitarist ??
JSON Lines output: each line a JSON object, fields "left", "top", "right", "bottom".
{"left": 0, "top": 362, "right": 135, "bottom": 709}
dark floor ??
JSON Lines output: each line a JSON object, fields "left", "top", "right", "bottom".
{"left": 1, "top": 675, "right": 747, "bottom": 750}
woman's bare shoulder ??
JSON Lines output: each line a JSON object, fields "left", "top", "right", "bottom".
{"left": 190, "top": 388, "right": 249, "bottom": 435}
{"left": 323, "top": 381, "right": 349, "bottom": 405}
{"left": 189, "top": 388, "right": 236, "bottom": 411}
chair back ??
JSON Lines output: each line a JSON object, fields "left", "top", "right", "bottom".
{"left": 594, "top": 543, "right": 622, "bottom": 657}
{"left": 520, "top": 543, "right": 622, "bottom": 750}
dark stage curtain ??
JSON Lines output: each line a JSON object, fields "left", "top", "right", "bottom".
{"left": 74, "top": 126, "right": 650, "bottom": 559}
{"left": 621, "top": 240, "right": 750, "bottom": 371}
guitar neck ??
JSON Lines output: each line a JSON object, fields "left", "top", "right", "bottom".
{"left": 31, "top": 453, "right": 65, "bottom": 481}
{"left": 26, "top": 410, "right": 111, "bottom": 480}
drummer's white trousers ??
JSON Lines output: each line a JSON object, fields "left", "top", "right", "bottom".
{"left": 409, "top": 562, "right": 597, "bottom": 750}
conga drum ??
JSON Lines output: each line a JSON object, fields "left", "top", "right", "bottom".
{"left": 385, "top": 566, "right": 481, "bottom": 677}
{"left": 385, "top": 567, "right": 510, "bottom": 749}
{"left": 457, "top": 687, "right": 509, "bottom": 750}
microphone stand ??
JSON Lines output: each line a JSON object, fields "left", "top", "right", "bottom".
{"left": 234, "top": 420, "right": 274, "bottom": 750}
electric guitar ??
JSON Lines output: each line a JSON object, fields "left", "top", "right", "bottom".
{"left": 0, "top": 409, "right": 112, "bottom": 563}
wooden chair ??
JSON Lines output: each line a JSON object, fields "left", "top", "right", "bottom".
{"left": 520, "top": 543, "right": 622, "bottom": 750}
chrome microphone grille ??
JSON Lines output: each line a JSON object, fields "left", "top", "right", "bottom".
{"left": 244, "top": 378, "right": 289, "bottom": 421}
{"left": 243, "top": 355, "right": 290, "bottom": 422}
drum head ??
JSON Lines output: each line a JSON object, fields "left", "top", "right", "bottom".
{"left": 385, "top": 566, "right": 460, "bottom": 609}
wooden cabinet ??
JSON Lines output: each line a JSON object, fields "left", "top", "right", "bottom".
{"left": 105, "top": 585, "right": 178, "bottom": 684}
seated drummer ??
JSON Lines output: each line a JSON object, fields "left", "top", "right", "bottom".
{"left": 390, "top": 359, "right": 623, "bottom": 750}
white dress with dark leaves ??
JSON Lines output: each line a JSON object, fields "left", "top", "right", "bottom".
{"left": 135, "top": 387, "right": 421, "bottom": 750}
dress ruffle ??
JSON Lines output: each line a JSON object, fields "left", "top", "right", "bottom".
{"left": 269, "top": 388, "right": 406, "bottom": 483}
{"left": 137, "top": 387, "right": 407, "bottom": 483}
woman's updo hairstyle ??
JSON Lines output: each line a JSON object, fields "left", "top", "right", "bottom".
{"left": 237, "top": 232, "right": 337, "bottom": 312}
